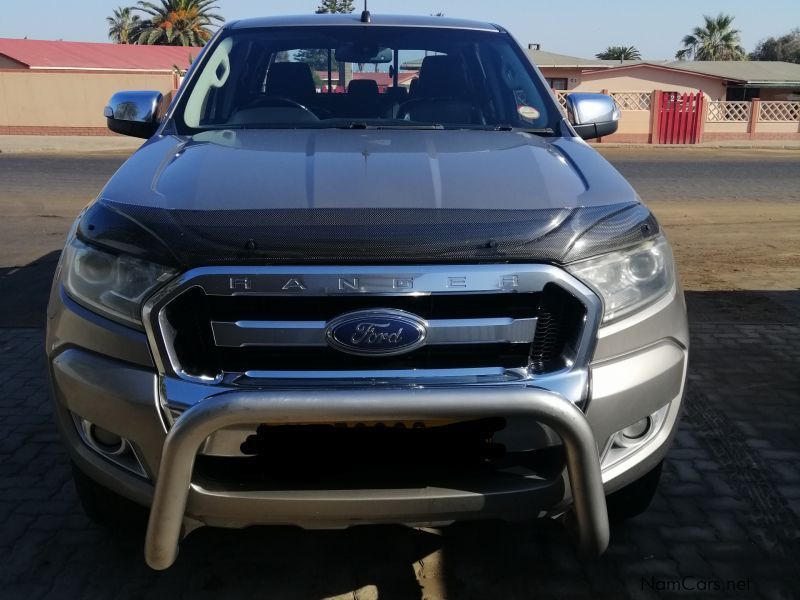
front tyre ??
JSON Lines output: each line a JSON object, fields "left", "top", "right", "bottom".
{"left": 71, "top": 462, "right": 148, "bottom": 534}
{"left": 606, "top": 460, "right": 663, "bottom": 521}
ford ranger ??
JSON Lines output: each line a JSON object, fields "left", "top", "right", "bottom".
{"left": 46, "top": 13, "right": 688, "bottom": 570}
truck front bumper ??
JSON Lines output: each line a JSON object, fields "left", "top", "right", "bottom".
{"left": 144, "top": 386, "right": 608, "bottom": 570}
{"left": 48, "top": 281, "right": 688, "bottom": 571}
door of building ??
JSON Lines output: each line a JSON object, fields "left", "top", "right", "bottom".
{"left": 656, "top": 91, "right": 704, "bottom": 144}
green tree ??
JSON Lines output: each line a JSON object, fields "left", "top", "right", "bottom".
{"left": 107, "top": 6, "right": 142, "bottom": 44}
{"left": 134, "top": 0, "right": 223, "bottom": 46}
{"left": 315, "top": 0, "right": 355, "bottom": 13}
{"left": 675, "top": 13, "right": 746, "bottom": 61}
{"left": 595, "top": 46, "right": 641, "bottom": 61}
{"left": 294, "top": 48, "right": 331, "bottom": 72}
{"left": 750, "top": 29, "right": 800, "bottom": 63}
{"left": 295, "top": 0, "right": 356, "bottom": 87}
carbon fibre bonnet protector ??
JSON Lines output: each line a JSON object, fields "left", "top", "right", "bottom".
{"left": 77, "top": 199, "right": 659, "bottom": 268}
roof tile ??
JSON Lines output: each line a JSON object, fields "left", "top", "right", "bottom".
{"left": 0, "top": 38, "right": 199, "bottom": 71}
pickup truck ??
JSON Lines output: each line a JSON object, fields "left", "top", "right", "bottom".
{"left": 46, "top": 12, "right": 688, "bottom": 570}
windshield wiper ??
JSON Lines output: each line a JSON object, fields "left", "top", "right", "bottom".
{"left": 485, "top": 124, "right": 556, "bottom": 135}
{"left": 329, "top": 121, "right": 445, "bottom": 130}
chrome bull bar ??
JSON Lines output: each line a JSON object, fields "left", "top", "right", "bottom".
{"left": 144, "top": 386, "right": 609, "bottom": 570}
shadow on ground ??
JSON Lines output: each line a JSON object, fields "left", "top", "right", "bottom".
{"left": 0, "top": 251, "right": 60, "bottom": 328}
{"left": 1, "top": 253, "right": 799, "bottom": 599}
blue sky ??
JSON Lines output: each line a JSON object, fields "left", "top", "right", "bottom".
{"left": 2, "top": 0, "right": 798, "bottom": 59}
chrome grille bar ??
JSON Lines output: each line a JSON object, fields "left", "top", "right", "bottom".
{"left": 210, "top": 317, "right": 538, "bottom": 348}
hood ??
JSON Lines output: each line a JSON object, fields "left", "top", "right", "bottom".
{"left": 101, "top": 128, "right": 637, "bottom": 211}
{"left": 80, "top": 129, "right": 657, "bottom": 267}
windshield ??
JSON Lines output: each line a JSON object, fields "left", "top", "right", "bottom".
{"left": 177, "top": 26, "right": 558, "bottom": 132}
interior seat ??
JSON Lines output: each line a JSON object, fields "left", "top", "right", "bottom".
{"left": 415, "top": 55, "right": 470, "bottom": 99}
{"left": 264, "top": 62, "right": 317, "bottom": 105}
{"left": 346, "top": 79, "right": 382, "bottom": 118}
{"left": 397, "top": 56, "right": 484, "bottom": 125}
{"left": 384, "top": 86, "right": 409, "bottom": 118}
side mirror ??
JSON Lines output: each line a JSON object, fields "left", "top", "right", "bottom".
{"left": 104, "top": 90, "right": 164, "bottom": 139}
{"left": 565, "top": 93, "right": 620, "bottom": 140}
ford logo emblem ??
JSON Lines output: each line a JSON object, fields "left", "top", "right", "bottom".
{"left": 325, "top": 309, "right": 428, "bottom": 357}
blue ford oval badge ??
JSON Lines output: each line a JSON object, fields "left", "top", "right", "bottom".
{"left": 325, "top": 309, "right": 428, "bottom": 357}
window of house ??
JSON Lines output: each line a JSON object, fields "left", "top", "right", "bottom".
{"left": 546, "top": 78, "right": 568, "bottom": 91}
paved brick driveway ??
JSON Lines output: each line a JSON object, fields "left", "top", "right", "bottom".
{"left": 1, "top": 291, "right": 798, "bottom": 599}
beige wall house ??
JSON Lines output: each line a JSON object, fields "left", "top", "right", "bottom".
{"left": 0, "top": 38, "right": 197, "bottom": 135}
{"left": 528, "top": 48, "right": 800, "bottom": 102}
{"left": 575, "top": 64, "right": 727, "bottom": 100}
{"left": 527, "top": 49, "right": 800, "bottom": 143}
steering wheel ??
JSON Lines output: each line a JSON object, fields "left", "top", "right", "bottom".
{"left": 246, "top": 96, "right": 320, "bottom": 120}
{"left": 397, "top": 98, "right": 486, "bottom": 125}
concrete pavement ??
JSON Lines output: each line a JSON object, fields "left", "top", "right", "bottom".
{"left": 2, "top": 293, "right": 799, "bottom": 599}
{"left": 0, "top": 135, "right": 142, "bottom": 155}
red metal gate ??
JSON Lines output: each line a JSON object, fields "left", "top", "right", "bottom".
{"left": 656, "top": 91, "right": 704, "bottom": 144}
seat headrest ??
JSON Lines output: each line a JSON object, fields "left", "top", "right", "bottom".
{"left": 417, "top": 56, "right": 470, "bottom": 98}
{"left": 348, "top": 79, "right": 379, "bottom": 98}
{"left": 386, "top": 86, "right": 409, "bottom": 102}
{"left": 265, "top": 62, "right": 316, "bottom": 99}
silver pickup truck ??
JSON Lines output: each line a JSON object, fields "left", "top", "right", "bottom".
{"left": 46, "top": 13, "right": 688, "bottom": 570}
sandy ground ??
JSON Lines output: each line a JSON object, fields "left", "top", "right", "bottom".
{"left": 650, "top": 200, "right": 800, "bottom": 291}
{"left": 597, "top": 147, "right": 800, "bottom": 292}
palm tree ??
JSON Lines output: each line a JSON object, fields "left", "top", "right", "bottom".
{"left": 595, "top": 46, "right": 641, "bottom": 61}
{"left": 107, "top": 7, "right": 142, "bottom": 44}
{"left": 134, "top": 0, "right": 223, "bottom": 46}
{"left": 675, "top": 13, "right": 746, "bottom": 61}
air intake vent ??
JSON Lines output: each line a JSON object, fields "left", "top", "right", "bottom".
{"left": 530, "top": 284, "right": 586, "bottom": 373}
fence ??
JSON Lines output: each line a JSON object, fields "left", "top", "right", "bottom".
{"left": 705, "top": 99, "right": 800, "bottom": 141}
{"left": 759, "top": 101, "right": 800, "bottom": 122}
{"left": 610, "top": 92, "right": 651, "bottom": 111}
{"left": 553, "top": 90, "right": 652, "bottom": 112}
{"left": 554, "top": 90, "right": 568, "bottom": 110}
{"left": 707, "top": 101, "right": 750, "bottom": 123}
{"left": 551, "top": 89, "right": 800, "bottom": 143}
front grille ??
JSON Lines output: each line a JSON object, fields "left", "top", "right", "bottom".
{"left": 205, "top": 293, "right": 543, "bottom": 321}
{"left": 149, "top": 266, "right": 593, "bottom": 383}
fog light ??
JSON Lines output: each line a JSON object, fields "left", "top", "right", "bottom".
{"left": 80, "top": 419, "right": 127, "bottom": 456}
{"left": 614, "top": 417, "right": 653, "bottom": 449}
{"left": 88, "top": 424, "right": 125, "bottom": 454}
{"left": 620, "top": 418, "right": 650, "bottom": 441}
{"left": 601, "top": 404, "right": 671, "bottom": 470}
{"left": 72, "top": 415, "right": 147, "bottom": 478}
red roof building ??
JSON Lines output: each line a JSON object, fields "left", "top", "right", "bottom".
{"left": 0, "top": 38, "right": 199, "bottom": 72}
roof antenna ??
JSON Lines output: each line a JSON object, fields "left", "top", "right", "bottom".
{"left": 361, "top": 0, "right": 371, "bottom": 23}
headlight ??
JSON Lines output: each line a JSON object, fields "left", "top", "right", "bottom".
{"left": 63, "top": 238, "right": 177, "bottom": 328}
{"left": 567, "top": 235, "right": 676, "bottom": 324}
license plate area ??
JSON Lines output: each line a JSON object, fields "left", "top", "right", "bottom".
{"left": 240, "top": 418, "right": 507, "bottom": 466}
